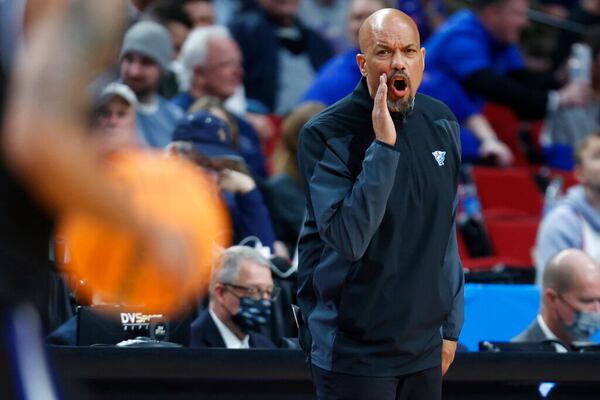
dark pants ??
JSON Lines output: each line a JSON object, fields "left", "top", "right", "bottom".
{"left": 311, "top": 364, "right": 442, "bottom": 400}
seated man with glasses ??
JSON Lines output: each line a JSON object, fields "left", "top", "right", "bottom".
{"left": 190, "top": 246, "right": 278, "bottom": 348}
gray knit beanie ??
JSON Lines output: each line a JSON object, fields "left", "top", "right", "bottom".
{"left": 120, "top": 21, "right": 174, "bottom": 71}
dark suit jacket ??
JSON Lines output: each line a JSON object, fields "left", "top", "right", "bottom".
{"left": 512, "top": 317, "right": 575, "bottom": 353}
{"left": 512, "top": 318, "right": 548, "bottom": 343}
{"left": 190, "top": 309, "right": 276, "bottom": 349}
{"left": 47, "top": 315, "right": 77, "bottom": 346}
{"left": 228, "top": 9, "right": 333, "bottom": 112}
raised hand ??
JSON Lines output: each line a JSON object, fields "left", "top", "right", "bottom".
{"left": 217, "top": 169, "right": 256, "bottom": 194}
{"left": 372, "top": 73, "right": 397, "bottom": 146}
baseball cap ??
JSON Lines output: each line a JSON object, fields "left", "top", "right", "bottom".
{"left": 172, "top": 111, "right": 239, "bottom": 158}
{"left": 99, "top": 82, "right": 139, "bottom": 108}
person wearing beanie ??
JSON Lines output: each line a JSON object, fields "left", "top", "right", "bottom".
{"left": 120, "top": 20, "right": 183, "bottom": 148}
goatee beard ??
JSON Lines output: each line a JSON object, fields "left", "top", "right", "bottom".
{"left": 388, "top": 95, "right": 415, "bottom": 122}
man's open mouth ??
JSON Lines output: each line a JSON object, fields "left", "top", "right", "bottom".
{"left": 390, "top": 75, "right": 409, "bottom": 98}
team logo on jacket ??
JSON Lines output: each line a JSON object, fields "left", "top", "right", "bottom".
{"left": 432, "top": 151, "right": 446, "bottom": 166}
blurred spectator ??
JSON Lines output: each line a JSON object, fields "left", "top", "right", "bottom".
{"left": 188, "top": 98, "right": 243, "bottom": 150}
{"left": 190, "top": 246, "right": 277, "bottom": 348}
{"left": 228, "top": 0, "right": 334, "bottom": 115}
{"left": 170, "top": 111, "right": 276, "bottom": 250}
{"left": 120, "top": 21, "right": 184, "bottom": 148}
{"left": 513, "top": 249, "right": 600, "bottom": 349}
{"left": 176, "top": 26, "right": 243, "bottom": 108}
{"left": 129, "top": 0, "right": 160, "bottom": 21}
{"left": 174, "top": 26, "right": 268, "bottom": 177}
{"left": 48, "top": 82, "right": 151, "bottom": 346}
{"left": 463, "top": 112, "right": 515, "bottom": 166}
{"left": 552, "top": 0, "right": 600, "bottom": 70}
{"left": 542, "top": 27, "right": 600, "bottom": 170}
{"left": 539, "top": 0, "right": 578, "bottom": 20}
{"left": 298, "top": 0, "right": 352, "bottom": 54}
{"left": 303, "top": 0, "right": 386, "bottom": 106}
{"left": 421, "top": 0, "right": 592, "bottom": 164}
{"left": 396, "top": 0, "right": 446, "bottom": 43}
{"left": 131, "top": 0, "right": 159, "bottom": 12}
{"left": 188, "top": 98, "right": 290, "bottom": 259}
{"left": 212, "top": 0, "right": 260, "bottom": 25}
{"left": 535, "top": 132, "right": 600, "bottom": 284}
{"left": 142, "top": 0, "right": 193, "bottom": 99}
{"left": 180, "top": 0, "right": 215, "bottom": 27}
{"left": 144, "top": 0, "right": 193, "bottom": 58}
{"left": 265, "top": 102, "right": 326, "bottom": 255}
{"left": 90, "top": 83, "right": 142, "bottom": 156}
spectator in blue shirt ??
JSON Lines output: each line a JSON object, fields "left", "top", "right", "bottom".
{"left": 421, "top": 0, "right": 591, "bottom": 164}
{"left": 396, "top": 0, "right": 446, "bottom": 43}
{"left": 302, "top": 0, "right": 386, "bottom": 106}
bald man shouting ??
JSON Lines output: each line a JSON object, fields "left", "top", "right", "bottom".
{"left": 296, "top": 8, "right": 463, "bottom": 400}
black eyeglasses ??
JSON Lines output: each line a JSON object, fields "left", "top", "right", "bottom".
{"left": 222, "top": 283, "right": 280, "bottom": 301}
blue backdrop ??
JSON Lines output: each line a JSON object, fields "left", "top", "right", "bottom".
{"left": 461, "top": 284, "right": 600, "bottom": 351}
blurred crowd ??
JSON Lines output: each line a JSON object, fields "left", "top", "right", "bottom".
{"left": 3, "top": 0, "right": 599, "bottom": 350}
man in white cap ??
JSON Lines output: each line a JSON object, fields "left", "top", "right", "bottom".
{"left": 120, "top": 21, "right": 183, "bottom": 148}
{"left": 91, "top": 82, "right": 142, "bottom": 156}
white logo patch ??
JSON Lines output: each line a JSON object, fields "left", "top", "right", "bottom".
{"left": 432, "top": 151, "right": 446, "bottom": 166}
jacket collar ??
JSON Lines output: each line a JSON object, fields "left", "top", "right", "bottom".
{"left": 352, "top": 77, "right": 374, "bottom": 113}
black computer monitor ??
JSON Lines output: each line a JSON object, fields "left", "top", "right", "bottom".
{"left": 479, "top": 340, "right": 566, "bottom": 352}
{"left": 76, "top": 305, "right": 192, "bottom": 346}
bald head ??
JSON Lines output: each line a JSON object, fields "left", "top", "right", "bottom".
{"left": 543, "top": 249, "right": 600, "bottom": 293}
{"left": 355, "top": 7, "right": 424, "bottom": 113}
{"left": 358, "top": 8, "right": 420, "bottom": 53}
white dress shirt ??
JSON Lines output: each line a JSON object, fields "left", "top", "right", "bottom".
{"left": 209, "top": 307, "right": 250, "bottom": 349}
{"left": 537, "top": 314, "right": 568, "bottom": 353}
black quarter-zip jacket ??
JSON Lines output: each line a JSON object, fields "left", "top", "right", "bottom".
{"left": 297, "top": 78, "right": 464, "bottom": 376}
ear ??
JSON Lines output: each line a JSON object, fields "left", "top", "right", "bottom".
{"left": 544, "top": 288, "right": 558, "bottom": 305}
{"left": 356, "top": 53, "right": 367, "bottom": 77}
{"left": 421, "top": 47, "right": 426, "bottom": 71}
{"left": 193, "top": 65, "right": 207, "bottom": 83}
{"left": 213, "top": 283, "right": 226, "bottom": 304}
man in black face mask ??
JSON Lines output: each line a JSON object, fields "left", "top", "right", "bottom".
{"left": 513, "top": 248, "right": 600, "bottom": 351}
{"left": 190, "top": 246, "right": 278, "bottom": 348}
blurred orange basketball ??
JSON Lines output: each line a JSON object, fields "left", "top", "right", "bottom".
{"left": 57, "top": 151, "right": 231, "bottom": 315}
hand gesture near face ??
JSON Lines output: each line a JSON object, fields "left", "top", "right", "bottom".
{"left": 217, "top": 169, "right": 256, "bottom": 194}
{"left": 372, "top": 74, "right": 397, "bottom": 146}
